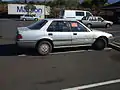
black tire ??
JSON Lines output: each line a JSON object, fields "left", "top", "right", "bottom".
{"left": 92, "top": 38, "right": 107, "bottom": 50}
{"left": 87, "top": 24, "right": 92, "bottom": 28}
{"left": 23, "top": 18, "right": 26, "bottom": 21}
{"left": 106, "top": 23, "right": 111, "bottom": 28}
{"left": 37, "top": 41, "right": 52, "bottom": 55}
{"left": 34, "top": 18, "right": 38, "bottom": 21}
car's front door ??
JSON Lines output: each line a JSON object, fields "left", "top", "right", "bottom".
{"left": 97, "top": 17, "right": 105, "bottom": 27}
{"left": 70, "top": 21, "right": 95, "bottom": 45}
{"left": 47, "top": 21, "right": 72, "bottom": 47}
{"left": 89, "top": 17, "right": 99, "bottom": 27}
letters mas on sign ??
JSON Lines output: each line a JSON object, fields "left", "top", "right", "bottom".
{"left": 17, "top": 6, "right": 43, "bottom": 14}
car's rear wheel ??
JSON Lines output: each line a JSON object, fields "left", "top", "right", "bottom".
{"left": 87, "top": 24, "right": 92, "bottom": 28}
{"left": 106, "top": 23, "right": 111, "bottom": 28}
{"left": 37, "top": 41, "right": 52, "bottom": 55}
{"left": 92, "top": 38, "right": 107, "bottom": 50}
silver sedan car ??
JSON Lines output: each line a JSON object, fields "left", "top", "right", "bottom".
{"left": 20, "top": 14, "right": 39, "bottom": 21}
{"left": 16, "top": 19, "right": 114, "bottom": 55}
{"left": 81, "top": 16, "right": 113, "bottom": 28}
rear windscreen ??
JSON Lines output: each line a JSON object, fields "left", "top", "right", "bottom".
{"left": 27, "top": 20, "right": 48, "bottom": 30}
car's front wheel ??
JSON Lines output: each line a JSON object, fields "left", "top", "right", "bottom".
{"left": 37, "top": 41, "right": 52, "bottom": 55}
{"left": 87, "top": 24, "right": 92, "bottom": 28}
{"left": 23, "top": 18, "right": 26, "bottom": 21}
{"left": 106, "top": 23, "right": 111, "bottom": 28}
{"left": 92, "top": 38, "right": 107, "bottom": 50}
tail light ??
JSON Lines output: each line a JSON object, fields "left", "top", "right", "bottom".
{"left": 17, "top": 34, "right": 22, "bottom": 39}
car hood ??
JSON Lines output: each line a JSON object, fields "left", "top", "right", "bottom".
{"left": 91, "top": 29, "right": 113, "bottom": 38}
{"left": 104, "top": 20, "right": 113, "bottom": 24}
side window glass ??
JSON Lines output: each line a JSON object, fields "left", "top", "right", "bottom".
{"left": 47, "top": 21, "right": 70, "bottom": 32}
{"left": 47, "top": 21, "right": 57, "bottom": 32}
{"left": 58, "top": 21, "right": 70, "bottom": 32}
{"left": 86, "top": 12, "right": 92, "bottom": 17}
{"left": 82, "top": 16, "right": 88, "bottom": 20}
{"left": 98, "top": 17, "right": 102, "bottom": 21}
{"left": 70, "top": 21, "right": 87, "bottom": 32}
{"left": 89, "top": 18, "right": 93, "bottom": 21}
{"left": 76, "top": 12, "right": 84, "bottom": 16}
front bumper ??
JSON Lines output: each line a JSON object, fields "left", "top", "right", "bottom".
{"left": 108, "top": 37, "right": 115, "bottom": 44}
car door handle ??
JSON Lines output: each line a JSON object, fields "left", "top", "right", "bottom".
{"left": 73, "top": 33, "right": 77, "bottom": 35}
{"left": 48, "top": 33, "right": 53, "bottom": 36}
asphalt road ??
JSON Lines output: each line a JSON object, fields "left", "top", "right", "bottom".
{"left": 0, "top": 19, "right": 120, "bottom": 90}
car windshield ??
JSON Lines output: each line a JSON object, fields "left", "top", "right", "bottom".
{"left": 27, "top": 20, "right": 48, "bottom": 30}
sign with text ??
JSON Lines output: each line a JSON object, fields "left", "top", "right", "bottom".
{"left": 8, "top": 4, "right": 45, "bottom": 18}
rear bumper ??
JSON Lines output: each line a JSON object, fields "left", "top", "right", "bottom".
{"left": 16, "top": 40, "right": 36, "bottom": 48}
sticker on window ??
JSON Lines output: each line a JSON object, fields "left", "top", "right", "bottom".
{"left": 71, "top": 23, "right": 78, "bottom": 27}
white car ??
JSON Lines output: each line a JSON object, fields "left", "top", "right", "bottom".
{"left": 16, "top": 19, "right": 114, "bottom": 55}
{"left": 60, "top": 10, "right": 93, "bottom": 20}
{"left": 20, "top": 14, "right": 39, "bottom": 21}
{"left": 81, "top": 16, "right": 113, "bottom": 28}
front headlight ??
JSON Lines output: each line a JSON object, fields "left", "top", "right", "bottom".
{"left": 109, "top": 35, "right": 114, "bottom": 39}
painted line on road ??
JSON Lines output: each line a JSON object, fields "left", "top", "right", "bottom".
{"left": 62, "top": 79, "right": 120, "bottom": 90}
{"left": 17, "top": 48, "right": 112, "bottom": 56}
{"left": 50, "top": 50, "right": 87, "bottom": 55}
{"left": 18, "top": 54, "right": 27, "bottom": 56}
{"left": 50, "top": 48, "right": 112, "bottom": 55}
{"left": 112, "top": 41, "right": 120, "bottom": 46}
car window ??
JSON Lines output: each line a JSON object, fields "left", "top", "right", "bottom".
{"left": 47, "top": 21, "right": 70, "bottom": 32}
{"left": 89, "top": 17, "right": 97, "bottom": 21}
{"left": 25, "top": 15, "right": 29, "bottom": 17}
{"left": 82, "top": 16, "right": 88, "bottom": 20}
{"left": 27, "top": 20, "right": 48, "bottom": 30}
{"left": 98, "top": 17, "right": 103, "bottom": 21}
{"left": 89, "top": 17, "right": 92, "bottom": 21}
{"left": 86, "top": 12, "right": 92, "bottom": 17}
{"left": 76, "top": 12, "right": 84, "bottom": 16}
{"left": 70, "top": 21, "right": 88, "bottom": 32}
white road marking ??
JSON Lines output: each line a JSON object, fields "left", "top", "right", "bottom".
{"left": 50, "top": 48, "right": 112, "bottom": 55}
{"left": 50, "top": 50, "right": 87, "bottom": 55}
{"left": 62, "top": 79, "right": 120, "bottom": 90}
{"left": 104, "top": 48, "right": 112, "bottom": 50}
{"left": 110, "top": 43, "right": 120, "bottom": 48}
{"left": 17, "top": 48, "right": 112, "bottom": 56}
{"left": 18, "top": 54, "right": 26, "bottom": 56}
{"left": 113, "top": 41, "right": 120, "bottom": 45}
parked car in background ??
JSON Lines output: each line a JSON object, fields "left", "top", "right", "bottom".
{"left": 16, "top": 19, "right": 114, "bottom": 55}
{"left": 20, "top": 14, "right": 40, "bottom": 21}
{"left": 60, "top": 10, "right": 93, "bottom": 20}
{"left": 81, "top": 16, "right": 113, "bottom": 28}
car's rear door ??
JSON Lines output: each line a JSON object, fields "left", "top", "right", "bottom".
{"left": 47, "top": 21, "right": 72, "bottom": 47}
{"left": 70, "top": 21, "right": 95, "bottom": 45}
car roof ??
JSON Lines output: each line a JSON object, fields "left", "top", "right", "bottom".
{"left": 43, "top": 18, "right": 78, "bottom": 21}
